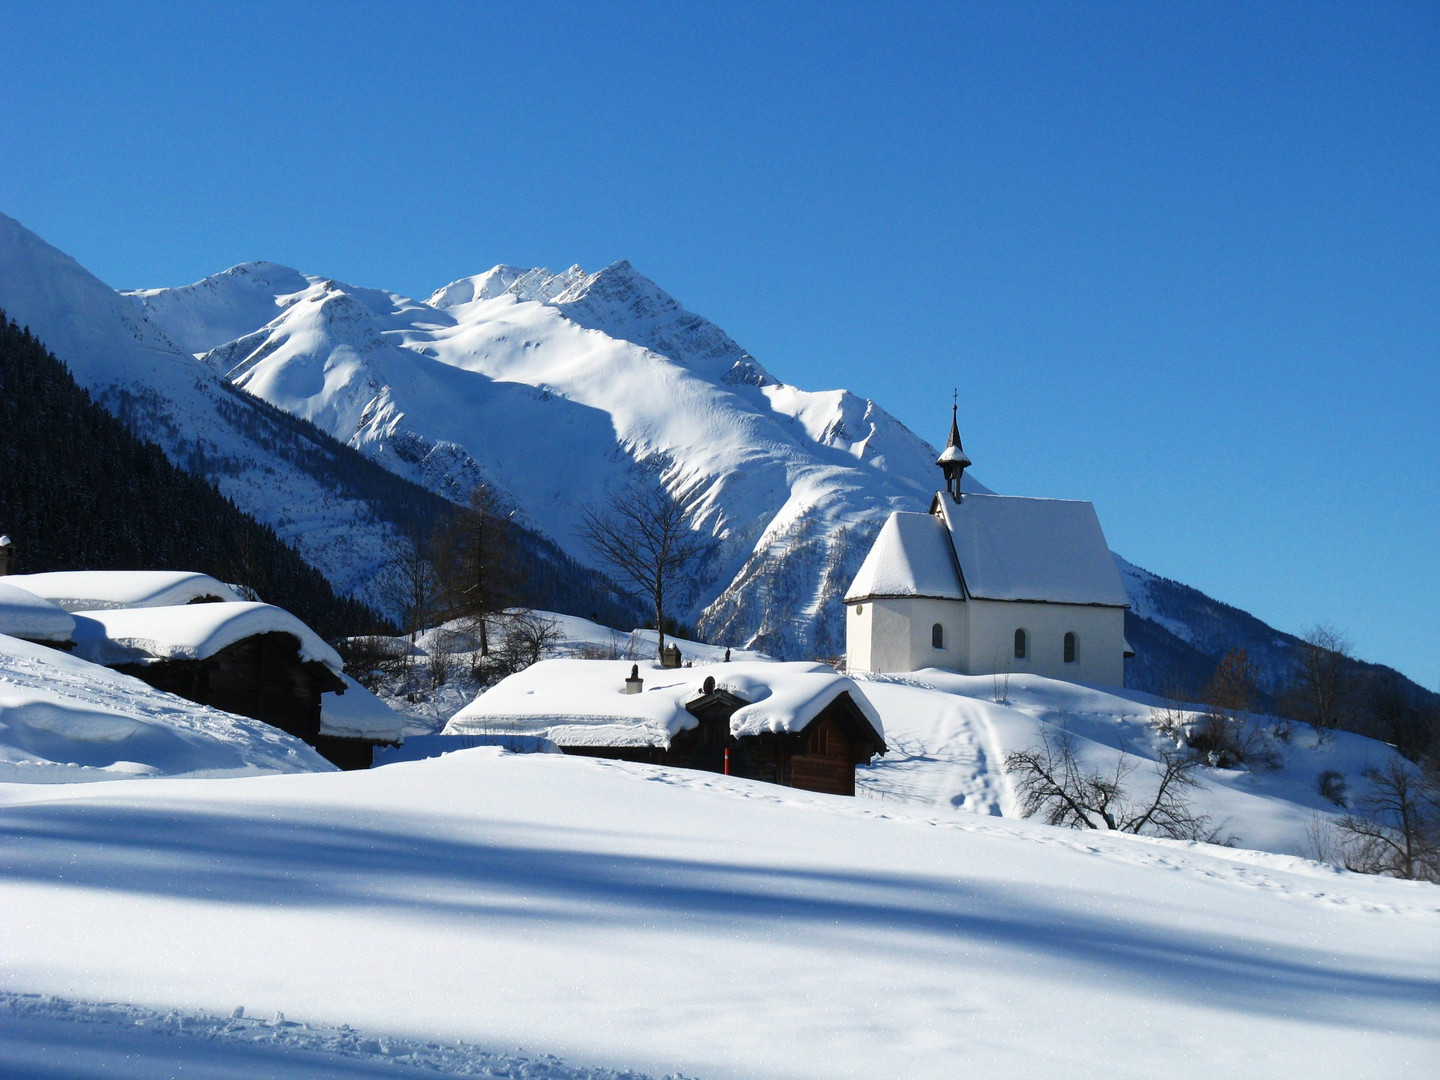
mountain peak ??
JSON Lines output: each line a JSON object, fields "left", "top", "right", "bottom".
{"left": 427, "top": 265, "right": 527, "bottom": 309}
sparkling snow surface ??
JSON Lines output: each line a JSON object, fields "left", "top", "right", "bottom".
{"left": 938, "top": 492, "right": 1131, "bottom": 605}
{"left": 70, "top": 601, "right": 344, "bottom": 674}
{"left": 0, "top": 582, "right": 75, "bottom": 642}
{"left": 446, "top": 659, "right": 880, "bottom": 747}
{"left": 3, "top": 570, "right": 242, "bottom": 612}
{"left": 0, "top": 749, "right": 1434, "bottom": 1079}
{"left": 0, "top": 633, "right": 333, "bottom": 782}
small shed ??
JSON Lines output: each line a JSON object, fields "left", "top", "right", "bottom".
{"left": 71, "top": 601, "right": 351, "bottom": 763}
{"left": 446, "top": 659, "right": 886, "bottom": 796}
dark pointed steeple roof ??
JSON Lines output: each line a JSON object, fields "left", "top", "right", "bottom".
{"left": 936, "top": 402, "right": 970, "bottom": 498}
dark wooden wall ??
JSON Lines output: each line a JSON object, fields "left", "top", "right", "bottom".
{"left": 557, "top": 693, "right": 883, "bottom": 797}
{"left": 113, "top": 632, "right": 363, "bottom": 765}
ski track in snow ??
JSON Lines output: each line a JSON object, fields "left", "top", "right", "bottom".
{"left": 0, "top": 992, "right": 697, "bottom": 1080}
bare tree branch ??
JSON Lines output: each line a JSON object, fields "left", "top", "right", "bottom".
{"left": 577, "top": 456, "right": 710, "bottom": 658}
{"left": 1005, "top": 724, "right": 1217, "bottom": 841}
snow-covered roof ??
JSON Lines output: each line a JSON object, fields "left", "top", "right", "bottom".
{"left": 70, "top": 601, "right": 343, "bottom": 675}
{"left": 320, "top": 674, "right": 411, "bottom": 741}
{"left": 0, "top": 581, "right": 75, "bottom": 643}
{"left": 844, "top": 512, "right": 963, "bottom": 602}
{"left": 937, "top": 444, "right": 970, "bottom": 464}
{"left": 0, "top": 632, "right": 333, "bottom": 782}
{"left": 935, "top": 492, "right": 1130, "bottom": 606}
{"left": 446, "top": 659, "right": 883, "bottom": 748}
{"left": 3, "top": 570, "right": 242, "bottom": 612}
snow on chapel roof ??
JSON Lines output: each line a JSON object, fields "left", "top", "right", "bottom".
{"left": 844, "top": 512, "right": 964, "bottom": 603}
{"left": 935, "top": 492, "right": 1129, "bottom": 606}
{"left": 3, "top": 570, "right": 242, "bottom": 612}
{"left": 70, "top": 601, "right": 343, "bottom": 675}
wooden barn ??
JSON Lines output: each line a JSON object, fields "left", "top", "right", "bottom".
{"left": 446, "top": 659, "right": 886, "bottom": 797}
{"left": 69, "top": 600, "right": 401, "bottom": 769}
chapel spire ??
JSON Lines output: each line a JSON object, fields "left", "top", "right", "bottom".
{"left": 936, "top": 397, "right": 971, "bottom": 500}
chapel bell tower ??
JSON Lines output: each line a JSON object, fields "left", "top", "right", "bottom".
{"left": 936, "top": 401, "right": 971, "bottom": 499}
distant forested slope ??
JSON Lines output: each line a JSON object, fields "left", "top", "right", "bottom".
{"left": 0, "top": 313, "right": 384, "bottom": 638}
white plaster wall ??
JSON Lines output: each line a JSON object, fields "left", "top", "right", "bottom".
{"left": 846, "top": 597, "right": 967, "bottom": 673}
{"left": 965, "top": 599, "right": 1127, "bottom": 686}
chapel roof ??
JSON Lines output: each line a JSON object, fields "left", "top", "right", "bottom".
{"left": 932, "top": 491, "right": 1130, "bottom": 606}
{"left": 843, "top": 512, "right": 964, "bottom": 603}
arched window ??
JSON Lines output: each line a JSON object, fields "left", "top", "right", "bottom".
{"left": 932, "top": 623, "right": 945, "bottom": 649}
{"left": 1014, "top": 628, "right": 1028, "bottom": 659}
{"left": 1064, "top": 632, "right": 1078, "bottom": 664}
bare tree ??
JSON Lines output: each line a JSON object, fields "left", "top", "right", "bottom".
{"left": 1189, "top": 648, "right": 1276, "bottom": 768}
{"left": 1005, "top": 725, "right": 1217, "bottom": 841}
{"left": 390, "top": 532, "right": 439, "bottom": 648}
{"left": 1287, "top": 623, "right": 1356, "bottom": 733}
{"left": 578, "top": 456, "right": 709, "bottom": 659}
{"left": 498, "top": 609, "right": 563, "bottom": 670}
{"left": 1334, "top": 758, "right": 1440, "bottom": 881}
{"left": 431, "top": 484, "right": 519, "bottom": 656}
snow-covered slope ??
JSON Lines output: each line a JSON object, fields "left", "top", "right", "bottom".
{"left": 0, "top": 749, "right": 1433, "bottom": 1078}
{"left": 853, "top": 667, "right": 1414, "bottom": 858}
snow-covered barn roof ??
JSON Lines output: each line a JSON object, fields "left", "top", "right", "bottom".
{"left": 0, "top": 581, "right": 76, "bottom": 643}
{"left": 934, "top": 492, "right": 1130, "bottom": 606}
{"left": 3, "top": 570, "right": 242, "bottom": 612}
{"left": 844, "top": 512, "right": 963, "bottom": 603}
{"left": 70, "top": 601, "right": 343, "bottom": 676}
{"left": 445, "top": 659, "right": 883, "bottom": 749}
{"left": 0, "top": 633, "right": 333, "bottom": 782}
{"left": 320, "top": 673, "right": 413, "bottom": 742}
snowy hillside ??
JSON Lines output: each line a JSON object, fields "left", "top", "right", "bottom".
{"left": 1, "top": 747, "right": 1434, "bottom": 1078}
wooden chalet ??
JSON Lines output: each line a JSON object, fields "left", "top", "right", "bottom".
{"left": 447, "top": 659, "right": 887, "bottom": 797}
{"left": 68, "top": 599, "right": 400, "bottom": 770}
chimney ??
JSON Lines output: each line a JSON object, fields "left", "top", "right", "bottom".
{"left": 623, "top": 664, "right": 644, "bottom": 695}
{"left": 0, "top": 535, "right": 13, "bottom": 577}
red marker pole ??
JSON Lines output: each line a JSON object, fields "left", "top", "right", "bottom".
{"left": 724, "top": 746, "right": 730, "bottom": 775}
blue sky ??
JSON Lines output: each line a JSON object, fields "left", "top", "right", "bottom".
{"left": 2, "top": 2, "right": 1437, "bottom": 689}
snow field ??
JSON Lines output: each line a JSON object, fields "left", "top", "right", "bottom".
{"left": 2, "top": 748, "right": 1436, "bottom": 1079}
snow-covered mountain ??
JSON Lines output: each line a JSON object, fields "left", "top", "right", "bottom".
{"left": 4, "top": 210, "right": 1421, "bottom": 698}
{"left": 121, "top": 251, "right": 965, "bottom": 658}
{"left": 0, "top": 213, "right": 425, "bottom": 614}
{"left": 0, "top": 214, "right": 625, "bottom": 628}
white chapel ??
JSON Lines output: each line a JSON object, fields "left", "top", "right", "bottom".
{"left": 844, "top": 411, "right": 1132, "bottom": 686}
